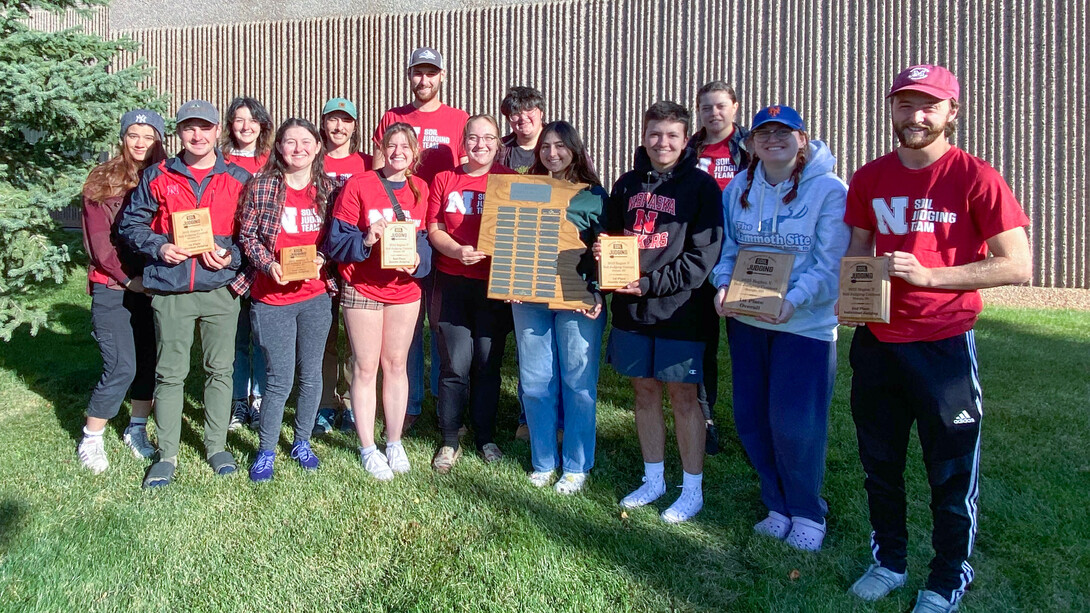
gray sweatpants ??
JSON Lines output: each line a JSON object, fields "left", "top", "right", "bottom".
{"left": 251, "top": 293, "right": 333, "bottom": 452}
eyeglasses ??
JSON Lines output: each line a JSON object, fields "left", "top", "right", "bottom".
{"left": 751, "top": 128, "right": 795, "bottom": 143}
{"left": 466, "top": 135, "right": 498, "bottom": 145}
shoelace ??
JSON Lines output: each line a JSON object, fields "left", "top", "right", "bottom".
{"left": 255, "top": 453, "right": 275, "bottom": 471}
{"left": 293, "top": 443, "right": 314, "bottom": 462}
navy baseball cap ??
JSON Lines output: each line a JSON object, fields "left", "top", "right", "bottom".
{"left": 175, "top": 100, "right": 220, "bottom": 125}
{"left": 119, "top": 109, "right": 166, "bottom": 142}
{"left": 751, "top": 105, "right": 806, "bottom": 133}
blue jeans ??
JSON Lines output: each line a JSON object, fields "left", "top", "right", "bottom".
{"left": 727, "top": 319, "right": 835, "bottom": 522}
{"left": 232, "top": 297, "right": 267, "bottom": 400}
{"left": 512, "top": 303, "right": 605, "bottom": 474}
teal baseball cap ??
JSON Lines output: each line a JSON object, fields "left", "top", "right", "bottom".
{"left": 322, "top": 97, "right": 358, "bottom": 120}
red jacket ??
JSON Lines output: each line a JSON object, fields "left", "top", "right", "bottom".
{"left": 118, "top": 151, "right": 251, "bottom": 294}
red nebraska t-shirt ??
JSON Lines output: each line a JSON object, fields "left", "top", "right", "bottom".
{"left": 332, "top": 171, "right": 429, "bottom": 303}
{"left": 844, "top": 147, "right": 1030, "bottom": 343}
{"left": 427, "top": 165, "right": 514, "bottom": 280}
{"left": 373, "top": 104, "right": 468, "bottom": 184}
{"left": 251, "top": 186, "right": 328, "bottom": 306}
{"left": 697, "top": 139, "right": 740, "bottom": 190}
{"left": 225, "top": 151, "right": 269, "bottom": 175}
{"left": 324, "top": 152, "right": 373, "bottom": 189}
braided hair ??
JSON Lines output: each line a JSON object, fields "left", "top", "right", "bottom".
{"left": 739, "top": 131, "right": 809, "bottom": 209}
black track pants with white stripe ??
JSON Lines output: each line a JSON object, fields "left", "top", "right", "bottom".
{"left": 849, "top": 325, "right": 982, "bottom": 605}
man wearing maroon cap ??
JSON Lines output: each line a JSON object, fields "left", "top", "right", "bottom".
{"left": 842, "top": 64, "right": 1031, "bottom": 612}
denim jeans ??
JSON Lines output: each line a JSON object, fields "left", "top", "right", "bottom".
{"left": 512, "top": 303, "right": 605, "bottom": 474}
{"left": 232, "top": 297, "right": 267, "bottom": 400}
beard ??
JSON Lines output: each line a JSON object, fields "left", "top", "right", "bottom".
{"left": 894, "top": 119, "right": 945, "bottom": 149}
{"left": 414, "top": 83, "right": 439, "bottom": 104}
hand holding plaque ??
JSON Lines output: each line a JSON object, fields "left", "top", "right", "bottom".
{"left": 279, "top": 244, "right": 318, "bottom": 282}
{"left": 381, "top": 221, "right": 418, "bottom": 269}
{"left": 598, "top": 235, "right": 641, "bottom": 290}
{"left": 837, "top": 256, "right": 891, "bottom": 323}
{"left": 171, "top": 208, "right": 215, "bottom": 255}
{"left": 722, "top": 249, "right": 795, "bottom": 317}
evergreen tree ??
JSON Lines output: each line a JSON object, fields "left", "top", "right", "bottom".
{"left": 0, "top": 0, "right": 164, "bottom": 339}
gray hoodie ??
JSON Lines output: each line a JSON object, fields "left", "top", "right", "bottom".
{"left": 711, "top": 140, "right": 849, "bottom": 341}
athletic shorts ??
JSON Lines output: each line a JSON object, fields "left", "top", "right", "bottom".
{"left": 606, "top": 327, "right": 704, "bottom": 383}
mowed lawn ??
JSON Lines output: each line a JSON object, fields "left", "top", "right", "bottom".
{"left": 1, "top": 275, "right": 1087, "bottom": 613}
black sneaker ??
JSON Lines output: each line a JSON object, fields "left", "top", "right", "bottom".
{"left": 705, "top": 421, "right": 720, "bottom": 456}
{"left": 229, "top": 398, "right": 249, "bottom": 431}
{"left": 248, "top": 397, "right": 262, "bottom": 430}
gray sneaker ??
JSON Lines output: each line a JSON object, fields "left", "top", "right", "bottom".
{"left": 912, "top": 590, "right": 958, "bottom": 613}
{"left": 122, "top": 425, "right": 156, "bottom": 459}
{"left": 849, "top": 564, "right": 907, "bottom": 601}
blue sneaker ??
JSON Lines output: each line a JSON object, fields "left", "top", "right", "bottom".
{"left": 313, "top": 408, "right": 335, "bottom": 436}
{"left": 339, "top": 408, "right": 356, "bottom": 433}
{"left": 291, "top": 440, "right": 320, "bottom": 471}
{"left": 249, "top": 450, "right": 275, "bottom": 482}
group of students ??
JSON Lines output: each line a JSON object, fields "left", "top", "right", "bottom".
{"left": 77, "top": 47, "right": 1031, "bottom": 613}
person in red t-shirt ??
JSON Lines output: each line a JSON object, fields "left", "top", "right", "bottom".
{"left": 233, "top": 118, "right": 336, "bottom": 482}
{"left": 220, "top": 97, "right": 274, "bottom": 434}
{"left": 77, "top": 108, "right": 167, "bottom": 474}
{"left": 315, "top": 97, "right": 374, "bottom": 436}
{"left": 427, "top": 115, "right": 515, "bottom": 473}
{"left": 325, "top": 123, "right": 430, "bottom": 481}
{"left": 842, "top": 65, "right": 1031, "bottom": 613}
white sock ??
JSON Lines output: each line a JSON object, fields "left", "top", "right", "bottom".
{"left": 83, "top": 426, "right": 105, "bottom": 438}
{"left": 682, "top": 471, "right": 703, "bottom": 493}
{"left": 128, "top": 417, "right": 148, "bottom": 428}
{"left": 644, "top": 461, "right": 665, "bottom": 482}
{"left": 360, "top": 445, "right": 377, "bottom": 458}
{"left": 386, "top": 440, "right": 403, "bottom": 451}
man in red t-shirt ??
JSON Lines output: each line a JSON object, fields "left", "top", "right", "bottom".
{"left": 372, "top": 47, "right": 470, "bottom": 429}
{"left": 842, "top": 65, "right": 1031, "bottom": 613}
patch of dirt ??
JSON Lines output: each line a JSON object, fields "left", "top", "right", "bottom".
{"left": 981, "top": 286, "right": 1090, "bottom": 311}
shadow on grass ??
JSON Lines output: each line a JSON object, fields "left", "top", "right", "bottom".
{"left": 0, "top": 498, "right": 28, "bottom": 555}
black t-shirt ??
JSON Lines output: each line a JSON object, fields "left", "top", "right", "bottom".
{"left": 505, "top": 144, "right": 536, "bottom": 174}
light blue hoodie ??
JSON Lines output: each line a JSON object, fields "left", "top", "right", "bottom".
{"left": 711, "top": 140, "right": 849, "bottom": 341}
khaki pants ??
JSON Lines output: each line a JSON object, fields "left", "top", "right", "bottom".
{"left": 151, "top": 286, "right": 239, "bottom": 462}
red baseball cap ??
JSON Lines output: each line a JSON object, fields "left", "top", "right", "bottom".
{"left": 887, "top": 64, "right": 960, "bottom": 101}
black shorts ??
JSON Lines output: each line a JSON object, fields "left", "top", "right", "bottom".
{"left": 606, "top": 327, "right": 704, "bottom": 383}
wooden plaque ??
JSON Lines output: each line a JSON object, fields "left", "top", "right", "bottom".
{"left": 170, "top": 208, "right": 215, "bottom": 255}
{"left": 598, "top": 236, "right": 641, "bottom": 290}
{"left": 838, "top": 256, "right": 891, "bottom": 323}
{"left": 381, "top": 221, "right": 418, "bottom": 269}
{"left": 723, "top": 249, "right": 795, "bottom": 317}
{"left": 279, "top": 244, "right": 318, "bottom": 282}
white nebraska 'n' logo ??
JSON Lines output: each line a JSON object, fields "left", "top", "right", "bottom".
{"left": 445, "top": 191, "right": 466, "bottom": 214}
{"left": 872, "top": 197, "right": 909, "bottom": 235}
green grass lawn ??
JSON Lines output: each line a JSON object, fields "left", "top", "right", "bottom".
{"left": 1, "top": 275, "right": 1088, "bottom": 612}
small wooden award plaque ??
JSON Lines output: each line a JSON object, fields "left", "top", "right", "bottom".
{"left": 170, "top": 208, "right": 215, "bottom": 255}
{"left": 838, "top": 256, "right": 891, "bottom": 323}
{"left": 381, "top": 221, "right": 418, "bottom": 269}
{"left": 723, "top": 249, "right": 795, "bottom": 317}
{"left": 598, "top": 236, "right": 641, "bottom": 290}
{"left": 279, "top": 244, "right": 318, "bottom": 282}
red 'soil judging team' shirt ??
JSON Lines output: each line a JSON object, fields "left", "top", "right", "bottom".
{"left": 332, "top": 172, "right": 430, "bottom": 303}
{"left": 697, "top": 139, "right": 740, "bottom": 190}
{"left": 427, "top": 165, "right": 514, "bottom": 281}
{"left": 251, "top": 185, "right": 328, "bottom": 306}
{"left": 844, "top": 147, "right": 1029, "bottom": 344}
{"left": 324, "top": 152, "right": 373, "bottom": 188}
{"left": 373, "top": 104, "right": 468, "bottom": 184}
{"left": 225, "top": 151, "right": 269, "bottom": 175}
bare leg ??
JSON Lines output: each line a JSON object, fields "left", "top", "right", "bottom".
{"left": 343, "top": 307, "right": 383, "bottom": 448}
{"left": 379, "top": 301, "right": 420, "bottom": 444}
{"left": 632, "top": 377, "right": 666, "bottom": 463}
{"left": 667, "top": 382, "right": 705, "bottom": 474}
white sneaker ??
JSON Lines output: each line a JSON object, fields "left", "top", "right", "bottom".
{"left": 528, "top": 470, "right": 555, "bottom": 487}
{"left": 554, "top": 472, "right": 587, "bottom": 495}
{"left": 78, "top": 436, "right": 109, "bottom": 474}
{"left": 361, "top": 449, "right": 394, "bottom": 481}
{"left": 122, "top": 425, "right": 156, "bottom": 459}
{"left": 386, "top": 444, "right": 411, "bottom": 474}
{"left": 620, "top": 477, "right": 666, "bottom": 508}
{"left": 660, "top": 487, "right": 703, "bottom": 523}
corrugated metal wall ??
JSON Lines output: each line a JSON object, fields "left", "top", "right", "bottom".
{"left": 107, "top": 0, "right": 1086, "bottom": 287}
{"left": 26, "top": 6, "right": 110, "bottom": 36}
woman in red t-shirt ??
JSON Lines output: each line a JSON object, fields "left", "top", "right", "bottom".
{"left": 220, "top": 96, "right": 273, "bottom": 174}
{"left": 427, "top": 115, "right": 514, "bottom": 473}
{"left": 235, "top": 118, "right": 336, "bottom": 482}
{"left": 326, "top": 123, "right": 429, "bottom": 481}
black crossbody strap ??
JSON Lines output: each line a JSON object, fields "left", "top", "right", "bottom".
{"left": 375, "top": 170, "right": 407, "bottom": 222}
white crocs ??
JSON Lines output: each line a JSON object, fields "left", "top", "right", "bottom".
{"left": 753, "top": 511, "right": 792, "bottom": 539}
{"left": 528, "top": 470, "right": 555, "bottom": 487}
{"left": 785, "top": 516, "right": 826, "bottom": 551}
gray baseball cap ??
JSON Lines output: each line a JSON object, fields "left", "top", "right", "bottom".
{"left": 408, "top": 47, "right": 444, "bottom": 70}
{"left": 175, "top": 99, "right": 220, "bottom": 125}
{"left": 119, "top": 109, "right": 166, "bottom": 142}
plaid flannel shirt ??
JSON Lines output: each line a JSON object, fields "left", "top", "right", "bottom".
{"left": 230, "top": 173, "right": 338, "bottom": 297}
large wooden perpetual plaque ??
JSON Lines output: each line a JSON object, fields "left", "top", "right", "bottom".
{"left": 478, "top": 175, "right": 596, "bottom": 310}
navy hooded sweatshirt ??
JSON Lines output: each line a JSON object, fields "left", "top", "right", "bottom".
{"left": 602, "top": 146, "right": 724, "bottom": 341}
